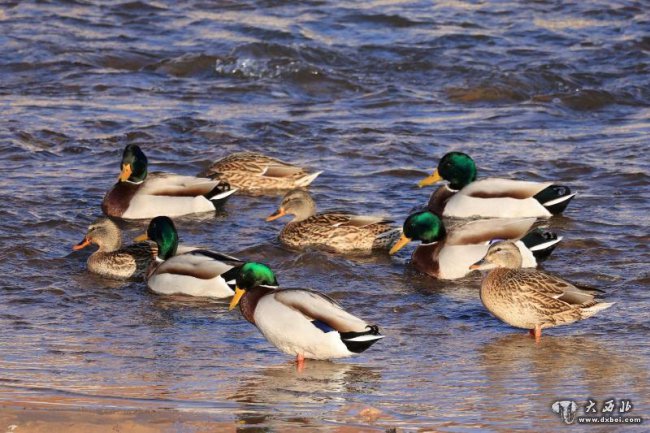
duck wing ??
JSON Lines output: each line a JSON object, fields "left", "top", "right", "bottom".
{"left": 510, "top": 269, "right": 598, "bottom": 306}
{"left": 273, "top": 289, "right": 371, "bottom": 333}
{"left": 153, "top": 250, "right": 236, "bottom": 280}
{"left": 142, "top": 172, "right": 219, "bottom": 197}
{"left": 446, "top": 218, "right": 536, "bottom": 246}
{"left": 460, "top": 178, "right": 552, "bottom": 199}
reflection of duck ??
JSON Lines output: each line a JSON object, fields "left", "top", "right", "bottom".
{"left": 228, "top": 361, "right": 383, "bottom": 429}
{"left": 266, "top": 189, "right": 401, "bottom": 253}
{"left": 201, "top": 152, "right": 322, "bottom": 192}
{"left": 418, "top": 152, "right": 575, "bottom": 218}
{"left": 471, "top": 241, "right": 613, "bottom": 342}
{"left": 477, "top": 334, "right": 650, "bottom": 418}
{"left": 102, "top": 144, "right": 236, "bottom": 219}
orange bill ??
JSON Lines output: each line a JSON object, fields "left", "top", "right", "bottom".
{"left": 73, "top": 236, "right": 91, "bottom": 251}
{"left": 118, "top": 163, "right": 132, "bottom": 182}
{"left": 265, "top": 207, "right": 286, "bottom": 222}
{"left": 134, "top": 233, "right": 149, "bottom": 242}
{"left": 389, "top": 234, "right": 412, "bottom": 255}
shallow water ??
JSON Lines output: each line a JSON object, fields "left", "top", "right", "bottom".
{"left": 1, "top": 1, "right": 649, "bottom": 431}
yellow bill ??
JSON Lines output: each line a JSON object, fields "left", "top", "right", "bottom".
{"left": 229, "top": 287, "right": 246, "bottom": 311}
{"left": 389, "top": 234, "right": 412, "bottom": 255}
{"left": 134, "top": 233, "right": 149, "bottom": 242}
{"left": 417, "top": 168, "right": 442, "bottom": 188}
{"left": 118, "top": 163, "right": 132, "bottom": 182}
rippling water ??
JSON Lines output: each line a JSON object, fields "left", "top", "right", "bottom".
{"left": 1, "top": 1, "right": 649, "bottom": 431}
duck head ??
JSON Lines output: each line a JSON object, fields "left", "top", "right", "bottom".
{"left": 418, "top": 151, "right": 477, "bottom": 190}
{"left": 266, "top": 188, "right": 317, "bottom": 222}
{"left": 229, "top": 262, "right": 279, "bottom": 311}
{"left": 73, "top": 218, "right": 122, "bottom": 252}
{"left": 389, "top": 211, "right": 446, "bottom": 255}
{"left": 470, "top": 240, "right": 522, "bottom": 270}
{"left": 135, "top": 216, "right": 178, "bottom": 260}
{"left": 119, "top": 144, "right": 148, "bottom": 183}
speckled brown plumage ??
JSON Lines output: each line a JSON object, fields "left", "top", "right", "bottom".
{"left": 201, "top": 152, "right": 321, "bottom": 192}
{"left": 480, "top": 267, "right": 612, "bottom": 331}
{"left": 279, "top": 213, "right": 402, "bottom": 253}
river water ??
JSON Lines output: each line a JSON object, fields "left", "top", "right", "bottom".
{"left": 1, "top": 1, "right": 648, "bottom": 432}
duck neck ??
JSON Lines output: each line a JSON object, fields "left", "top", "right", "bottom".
{"left": 239, "top": 286, "right": 276, "bottom": 324}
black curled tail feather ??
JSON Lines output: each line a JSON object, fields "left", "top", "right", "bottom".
{"left": 339, "top": 324, "right": 384, "bottom": 354}
{"left": 533, "top": 184, "right": 575, "bottom": 215}
{"left": 204, "top": 181, "right": 235, "bottom": 208}
{"left": 521, "top": 228, "right": 561, "bottom": 261}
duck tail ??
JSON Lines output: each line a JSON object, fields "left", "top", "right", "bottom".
{"left": 295, "top": 171, "right": 323, "bottom": 187}
{"left": 580, "top": 302, "right": 615, "bottom": 319}
{"left": 204, "top": 181, "right": 237, "bottom": 208}
{"left": 339, "top": 325, "right": 384, "bottom": 354}
{"left": 533, "top": 185, "right": 576, "bottom": 215}
{"left": 520, "top": 228, "right": 562, "bottom": 261}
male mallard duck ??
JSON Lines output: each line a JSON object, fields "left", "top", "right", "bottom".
{"left": 228, "top": 262, "right": 383, "bottom": 367}
{"left": 389, "top": 211, "right": 562, "bottom": 280}
{"left": 266, "top": 189, "right": 401, "bottom": 253}
{"left": 102, "top": 144, "right": 237, "bottom": 219}
{"left": 136, "top": 216, "right": 244, "bottom": 298}
{"left": 418, "top": 152, "right": 575, "bottom": 218}
{"left": 470, "top": 241, "right": 613, "bottom": 342}
{"left": 73, "top": 217, "right": 156, "bottom": 280}
{"left": 201, "top": 152, "right": 322, "bottom": 192}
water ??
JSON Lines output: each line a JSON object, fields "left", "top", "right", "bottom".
{"left": 1, "top": 1, "right": 649, "bottom": 431}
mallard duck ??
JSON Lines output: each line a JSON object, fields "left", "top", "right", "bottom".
{"left": 389, "top": 211, "right": 562, "bottom": 280}
{"left": 266, "top": 189, "right": 401, "bottom": 253}
{"left": 470, "top": 241, "right": 613, "bottom": 342}
{"left": 228, "top": 262, "right": 383, "bottom": 367}
{"left": 418, "top": 152, "right": 575, "bottom": 218}
{"left": 73, "top": 217, "right": 156, "bottom": 280}
{"left": 201, "top": 152, "right": 322, "bottom": 192}
{"left": 135, "top": 216, "right": 244, "bottom": 298}
{"left": 102, "top": 144, "right": 237, "bottom": 220}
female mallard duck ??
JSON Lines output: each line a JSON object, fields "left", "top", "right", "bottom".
{"left": 470, "top": 241, "right": 613, "bottom": 342}
{"left": 418, "top": 152, "right": 575, "bottom": 218}
{"left": 266, "top": 189, "right": 401, "bottom": 253}
{"left": 200, "top": 152, "right": 322, "bottom": 192}
{"left": 136, "top": 216, "right": 244, "bottom": 298}
{"left": 228, "top": 262, "right": 383, "bottom": 367}
{"left": 102, "top": 144, "right": 237, "bottom": 220}
{"left": 73, "top": 217, "right": 156, "bottom": 280}
{"left": 389, "top": 211, "right": 562, "bottom": 280}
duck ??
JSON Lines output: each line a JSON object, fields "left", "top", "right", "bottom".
{"left": 72, "top": 217, "right": 156, "bottom": 280}
{"left": 228, "top": 262, "right": 384, "bottom": 367}
{"left": 102, "top": 144, "right": 237, "bottom": 220}
{"left": 200, "top": 151, "right": 322, "bottom": 192}
{"left": 417, "top": 151, "right": 575, "bottom": 218}
{"left": 389, "top": 210, "right": 562, "bottom": 280}
{"left": 135, "top": 216, "right": 244, "bottom": 298}
{"left": 266, "top": 189, "right": 401, "bottom": 253}
{"left": 470, "top": 241, "right": 614, "bottom": 342}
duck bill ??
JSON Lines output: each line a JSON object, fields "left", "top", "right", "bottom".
{"left": 470, "top": 257, "right": 489, "bottom": 270}
{"left": 228, "top": 287, "right": 246, "bottom": 311}
{"left": 73, "top": 236, "right": 91, "bottom": 251}
{"left": 389, "top": 234, "right": 412, "bottom": 255}
{"left": 118, "top": 163, "right": 132, "bottom": 182}
{"left": 134, "top": 233, "right": 149, "bottom": 242}
{"left": 266, "top": 207, "right": 286, "bottom": 222}
{"left": 417, "top": 169, "right": 442, "bottom": 188}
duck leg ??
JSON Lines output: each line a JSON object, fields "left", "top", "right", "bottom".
{"left": 534, "top": 325, "right": 542, "bottom": 343}
{"left": 296, "top": 354, "right": 305, "bottom": 372}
